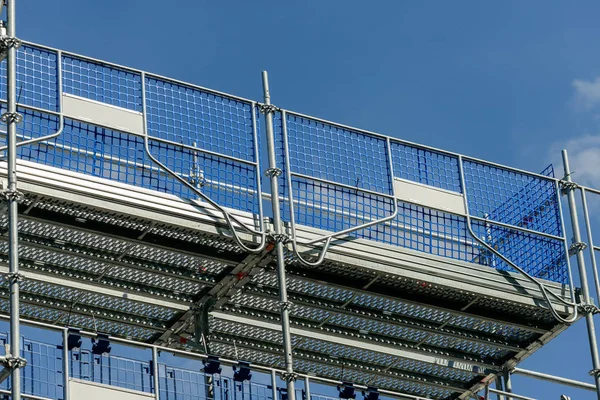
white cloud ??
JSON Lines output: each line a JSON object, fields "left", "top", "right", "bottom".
{"left": 573, "top": 77, "right": 600, "bottom": 111}
{"left": 552, "top": 134, "right": 600, "bottom": 186}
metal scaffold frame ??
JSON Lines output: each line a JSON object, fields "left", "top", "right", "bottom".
{"left": 2, "top": 2, "right": 600, "bottom": 399}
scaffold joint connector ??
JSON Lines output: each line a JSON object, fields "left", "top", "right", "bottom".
{"left": 265, "top": 167, "right": 282, "bottom": 178}
{"left": 268, "top": 232, "right": 289, "bottom": 244}
{"left": 560, "top": 180, "right": 579, "bottom": 194}
{"left": 280, "top": 301, "right": 293, "bottom": 311}
{"left": 257, "top": 103, "right": 279, "bottom": 114}
{"left": 0, "top": 36, "right": 21, "bottom": 51}
{"left": 281, "top": 371, "right": 297, "bottom": 382}
{"left": 1, "top": 188, "right": 23, "bottom": 202}
{"left": 569, "top": 241, "right": 587, "bottom": 256}
{"left": 5, "top": 272, "right": 23, "bottom": 284}
{"left": 590, "top": 368, "right": 600, "bottom": 377}
{"left": 579, "top": 303, "right": 600, "bottom": 315}
{"left": 2, "top": 355, "right": 26, "bottom": 370}
{"left": 0, "top": 111, "right": 22, "bottom": 124}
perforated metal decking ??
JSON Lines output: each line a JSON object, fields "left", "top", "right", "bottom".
{"left": 0, "top": 41, "right": 583, "bottom": 400}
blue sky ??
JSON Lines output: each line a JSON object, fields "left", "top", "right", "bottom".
{"left": 14, "top": 1, "right": 600, "bottom": 399}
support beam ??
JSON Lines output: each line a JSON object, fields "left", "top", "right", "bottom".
{"left": 210, "top": 333, "right": 466, "bottom": 395}
{"left": 243, "top": 283, "right": 524, "bottom": 352}
{"left": 211, "top": 311, "right": 498, "bottom": 375}
{"left": 282, "top": 270, "right": 550, "bottom": 334}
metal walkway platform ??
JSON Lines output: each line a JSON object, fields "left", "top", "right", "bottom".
{"left": 0, "top": 38, "right": 595, "bottom": 400}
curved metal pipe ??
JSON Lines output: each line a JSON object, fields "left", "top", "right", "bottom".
{"left": 457, "top": 155, "right": 578, "bottom": 324}
{"left": 140, "top": 72, "right": 266, "bottom": 254}
{"left": 282, "top": 110, "right": 398, "bottom": 266}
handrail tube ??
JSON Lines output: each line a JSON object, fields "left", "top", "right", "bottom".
{"left": 513, "top": 367, "right": 595, "bottom": 391}
{"left": 581, "top": 187, "right": 600, "bottom": 304}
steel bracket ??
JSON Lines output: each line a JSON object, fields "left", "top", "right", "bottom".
{"left": 0, "top": 111, "right": 22, "bottom": 124}
{"left": 257, "top": 103, "right": 279, "bottom": 114}
{"left": 569, "top": 241, "right": 587, "bottom": 256}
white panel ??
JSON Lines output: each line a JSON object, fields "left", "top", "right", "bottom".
{"left": 69, "top": 379, "right": 154, "bottom": 400}
{"left": 62, "top": 93, "right": 144, "bottom": 135}
{"left": 394, "top": 178, "right": 466, "bottom": 215}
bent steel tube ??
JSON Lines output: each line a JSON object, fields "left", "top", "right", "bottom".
{"left": 282, "top": 110, "right": 399, "bottom": 266}
{"left": 140, "top": 71, "right": 266, "bottom": 254}
{"left": 457, "top": 155, "right": 578, "bottom": 324}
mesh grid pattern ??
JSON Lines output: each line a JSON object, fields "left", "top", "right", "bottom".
{"left": 71, "top": 350, "right": 153, "bottom": 393}
{"left": 283, "top": 177, "right": 395, "bottom": 235}
{"left": 16, "top": 118, "right": 260, "bottom": 213}
{"left": 21, "top": 338, "right": 64, "bottom": 399}
{"left": 284, "top": 113, "right": 392, "bottom": 194}
{"left": 391, "top": 141, "right": 461, "bottom": 192}
{"left": 0, "top": 44, "right": 59, "bottom": 111}
{"left": 471, "top": 220, "right": 568, "bottom": 284}
{"left": 145, "top": 76, "right": 256, "bottom": 161}
{"left": 463, "top": 161, "right": 562, "bottom": 236}
{"left": 62, "top": 55, "right": 142, "bottom": 111}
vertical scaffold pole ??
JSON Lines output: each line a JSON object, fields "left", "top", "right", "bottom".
{"left": 562, "top": 149, "right": 600, "bottom": 400}
{"left": 4, "top": 0, "right": 23, "bottom": 399}
{"left": 262, "top": 71, "right": 296, "bottom": 400}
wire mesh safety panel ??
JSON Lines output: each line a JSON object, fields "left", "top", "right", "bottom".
{"left": 278, "top": 112, "right": 569, "bottom": 284}
{"left": 0, "top": 43, "right": 262, "bottom": 215}
{"left": 0, "top": 333, "right": 64, "bottom": 400}
{"left": 0, "top": 41, "right": 570, "bottom": 284}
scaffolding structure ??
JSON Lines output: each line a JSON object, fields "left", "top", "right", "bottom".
{"left": 0, "top": 2, "right": 600, "bottom": 400}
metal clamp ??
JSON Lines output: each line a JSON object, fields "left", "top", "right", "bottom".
{"left": 2, "top": 355, "right": 26, "bottom": 369}
{"left": 569, "top": 241, "right": 587, "bottom": 256}
{"left": 281, "top": 371, "right": 297, "bottom": 382}
{"left": 590, "top": 368, "right": 600, "bottom": 377}
{"left": 258, "top": 103, "right": 279, "bottom": 114}
{"left": 4, "top": 272, "right": 23, "bottom": 284}
{"left": 560, "top": 180, "right": 578, "bottom": 194}
{"left": 280, "top": 301, "right": 294, "bottom": 311}
{"left": 0, "top": 36, "right": 21, "bottom": 51}
{"left": 268, "top": 232, "right": 289, "bottom": 244}
{"left": 0, "top": 111, "right": 22, "bottom": 124}
{"left": 265, "top": 167, "right": 282, "bottom": 178}
{"left": 1, "top": 188, "right": 23, "bottom": 202}
{"left": 579, "top": 303, "right": 600, "bottom": 315}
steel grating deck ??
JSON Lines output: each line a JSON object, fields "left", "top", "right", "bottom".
{"left": 0, "top": 159, "right": 574, "bottom": 400}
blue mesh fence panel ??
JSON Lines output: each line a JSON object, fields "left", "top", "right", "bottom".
{"left": 145, "top": 76, "right": 256, "bottom": 162}
{"left": 471, "top": 220, "right": 568, "bottom": 284}
{"left": 13, "top": 116, "right": 259, "bottom": 214}
{"left": 70, "top": 349, "right": 153, "bottom": 393}
{"left": 21, "top": 338, "right": 64, "bottom": 399}
{"left": 62, "top": 55, "right": 142, "bottom": 111}
{"left": 463, "top": 160, "right": 562, "bottom": 236}
{"left": 0, "top": 44, "right": 59, "bottom": 112}
{"left": 159, "top": 365, "right": 236, "bottom": 400}
{"left": 284, "top": 114, "right": 392, "bottom": 194}
{"left": 391, "top": 141, "right": 461, "bottom": 193}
